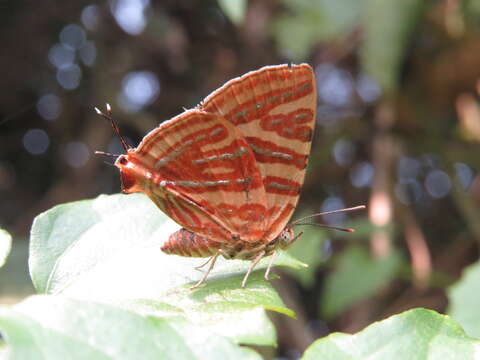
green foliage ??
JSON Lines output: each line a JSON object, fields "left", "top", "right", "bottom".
{"left": 273, "top": 0, "right": 362, "bottom": 60}
{"left": 361, "top": 0, "right": 425, "bottom": 93}
{"left": 286, "top": 225, "right": 326, "bottom": 287}
{"left": 217, "top": 0, "right": 247, "bottom": 25}
{"left": 0, "top": 296, "right": 261, "bottom": 360}
{"left": 321, "top": 245, "right": 403, "bottom": 318}
{"left": 1, "top": 194, "right": 304, "bottom": 358}
{"left": 302, "top": 308, "right": 480, "bottom": 359}
{"left": 272, "top": 0, "right": 425, "bottom": 92}
{"left": 28, "top": 194, "right": 305, "bottom": 297}
{"left": 0, "top": 229, "right": 12, "bottom": 269}
{"left": 447, "top": 260, "right": 480, "bottom": 338}
{"left": 462, "top": 0, "right": 480, "bottom": 21}
{"left": 1, "top": 194, "right": 478, "bottom": 359}
{"left": 3, "top": 0, "right": 480, "bottom": 358}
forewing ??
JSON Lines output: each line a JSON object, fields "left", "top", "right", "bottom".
{"left": 200, "top": 64, "right": 317, "bottom": 241}
{"left": 134, "top": 110, "right": 268, "bottom": 243}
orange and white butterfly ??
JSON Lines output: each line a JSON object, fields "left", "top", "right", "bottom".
{"left": 97, "top": 64, "right": 363, "bottom": 288}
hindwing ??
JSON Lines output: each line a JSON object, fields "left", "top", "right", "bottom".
{"left": 200, "top": 64, "right": 317, "bottom": 241}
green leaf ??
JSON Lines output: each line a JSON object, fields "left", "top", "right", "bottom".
{"left": 118, "top": 271, "right": 295, "bottom": 346}
{"left": 0, "top": 295, "right": 261, "bottom": 360}
{"left": 30, "top": 193, "right": 304, "bottom": 296}
{"left": 462, "top": 0, "right": 480, "bottom": 21}
{"left": 273, "top": 0, "right": 362, "bottom": 60}
{"left": 286, "top": 226, "right": 326, "bottom": 287}
{"left": 0, "top": 229, "right": 12, "bottom": 269}
{"left": 447, "top": 260, "right": 480, "bottom": 338}
{"left": 28, "top": 193, "right": 303, "bottom": 346}
{"left": 320, "top": 245, "right": 402, "bottom": 318}
{"left": 361, "top": 0, "right": 425, "bottom": 93}
{"left": 217, "top": 0, "right": 247, "bottom": 25}
{"left": 302, "top": 308, "right": 480, "bottom": 359}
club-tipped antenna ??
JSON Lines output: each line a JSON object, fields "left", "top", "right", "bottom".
{"left": 95, "top": 150, "right": 120, "bottom": 158}
{"left": 290, "top": 205, "right": 366, "bottom": 226}
{"left": 293, "top": 222, "right": 355, "bottom": 233}
{"left": 95, "top": 103, "right": 130, "bottom": 153}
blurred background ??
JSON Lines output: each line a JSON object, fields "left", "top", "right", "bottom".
{"left": 1, "top": 0, "right": 480, "bottom": 358}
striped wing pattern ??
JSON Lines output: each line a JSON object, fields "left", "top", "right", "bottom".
{"left": 120, "top": 64, "right": 316, "bottom": 248}
{"left": 134, "top": 110, "right": 269, "bottom": 243}
{"left": 201, "top": 64, "right": 316, "bottom": 241}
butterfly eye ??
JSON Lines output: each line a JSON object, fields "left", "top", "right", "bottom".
{"left": 118, "top": 156, "right": 128, "bottom": 165}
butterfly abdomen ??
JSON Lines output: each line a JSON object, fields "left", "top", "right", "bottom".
{"left": 161, "top": 228, "right": 221, "bottom": 258}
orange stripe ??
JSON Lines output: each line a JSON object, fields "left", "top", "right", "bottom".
{"left": 140, "top": 112, "right": 218, "bottom": 155}
{"left": 264, "top": 176, "right": 300, "bottom": 196}
{"left": 220, "top": 81, "right": 313, "bottom": 126}
{"left": 246, "top": 136, "right": 308, "bottom": 170}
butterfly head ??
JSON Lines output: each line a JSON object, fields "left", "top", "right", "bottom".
{"left": 114, "top": 153, "right": 143, "bottom": 194}
{"left": 277, "top": 227, "right": 298, "bottom": 250}
{"left": 95, "top": 104, "right": 143, "bottom": 194}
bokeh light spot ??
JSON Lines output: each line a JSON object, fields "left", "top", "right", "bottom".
{"left": 60, "top": 24, "right": 86, "bottom": 50}
{"left": 111, "top": 0, "right": 150, "bottom": 35}
{"left": 79, "top": 41, "right": 97, "bottom": 66}
{"left": 454, "top": 162, "right": 474, "bottom": 189}
{"left": 333, "top": 138, "right": 355, "bottom": 167}
{"left": 321, "top": 197, "right": 346, "bottom": 225}
{"left": 81, "top": 5, "right": 100, "bottom": 31}
{"left": 350, "top": 162, "right": 374, "bottom": 188}
{"left": 48, "top": 43, "right": 75, "bottom": 69}
{"left": 56, "top": 65, "right": 82, "bottom": 90}
{"left": 397, "top": 156, "right": 421, "bottom": 180}
{"left": 64, "top": 141, "right": 90, "bottom": 168}
{"left": 425, "top": 170, "right": 451, "bottom": 198}
{"left": 37, "top": 94, "right": 62, "bottom": 121}
{"left": 315, "top": 64, "right": 354, "bottom": 106}
{"left": 357, "top": 74, "right": 381, "bottom": 103}
{"left": 23, "top": 129, "right": 50, "bottom": 155}
{"left": 118, "top": 71, "right": 160, "bottom": 112}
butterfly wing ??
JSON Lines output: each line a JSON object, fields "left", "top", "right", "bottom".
{"left": 131, "top": 109, "right": 269, "bottom": 243}
{"left": 200, "top": 64, "right": 317, "bottom": 241}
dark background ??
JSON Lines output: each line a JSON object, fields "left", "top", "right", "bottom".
{"left": 1, "top": 1, "right": 480, "bottom": 358}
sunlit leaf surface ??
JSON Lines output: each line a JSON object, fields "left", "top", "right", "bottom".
{"left": 8, "top": 193, "right": 305, "bottom": 358}
{"left": 448, "top": 260, "right": 480, "bottom": 338}
{"left": 0, "top": 295, "right": 261, "bottom": 360}
{"left": 303, "top": 309, "right": 480, "bottom": 360}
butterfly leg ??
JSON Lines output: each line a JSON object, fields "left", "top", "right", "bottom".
{"left": 194, "top": 256, "right": 214, "bottom": 271}
{"left": 189, "top": 250, "right": 221, "bottom": 290}
{"left": 241, "top": 250, "right": 266, "bottom": 288}
{"left": 264, "top": 250, "right": 277, "bottom": 281}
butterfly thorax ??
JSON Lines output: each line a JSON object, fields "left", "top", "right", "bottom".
{"left": 115, "top": 152, "right": 169, "bottom": 197}
{"left": 114, "top": 153, "right": 146, "bottom": 194}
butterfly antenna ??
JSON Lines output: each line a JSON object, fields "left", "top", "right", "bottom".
{"left": 292, "top": 222, "right": 355, "bottom": 233}
{"left": 94, "top": 103, "right": 130, "bottom": 153}
{"left": 290, "top": 205, "right": 366, "bottom": 226}
{"left": 102, "top": 160, "right": 116, "bottom": 167}
{"left": 289, "top": 205, "right": 366, "bottom": 233}
{"left": 95, "top": 150, "right": 120, "bottom": 158}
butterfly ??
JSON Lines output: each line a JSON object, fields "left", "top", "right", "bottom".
{"left": 97, "top": 64, "right": 364, "bottom": 288}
